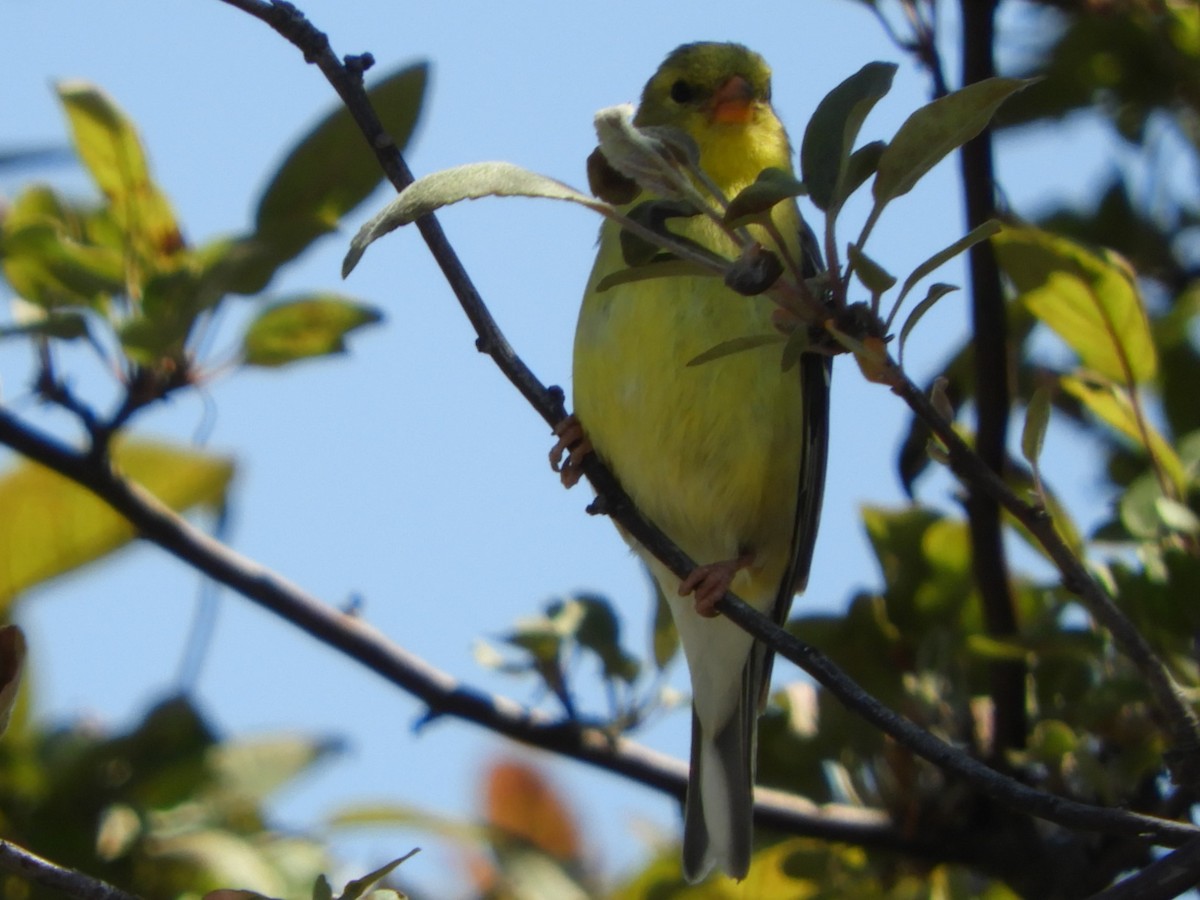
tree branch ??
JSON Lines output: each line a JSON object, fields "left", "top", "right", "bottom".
{"left": 959, "top": 0, "right": 1027, "bottom": 760}
{"left": 0, "top": 840, "right": 142, "bottom": 900}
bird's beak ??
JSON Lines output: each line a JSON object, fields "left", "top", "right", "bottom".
{"left": 707, "top": 75, "right": 755, "bottom": 125}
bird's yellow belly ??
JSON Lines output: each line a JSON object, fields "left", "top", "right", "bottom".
{"left": 573, "top": 272, "right": 802, "bottom": 605}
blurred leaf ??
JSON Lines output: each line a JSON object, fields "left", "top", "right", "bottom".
{"left": 0, "top": 309, "right": 89, "bottom": 341}
{"left": 722, "top": 167, "right": 806, "bottom": 229}
{"left": 483, "top": 759, "right": 580, "bottom": 863}
{"left": 0, "top": 625, "right": 26, "bottom": 736}
{"left": 0, "top": 221, "right": 126, "bottom": 309}
{"left": 255, "top": 62, "right": 428, "bottom": 270}
{"left": 1061, "top": 374, "right": 1186, "bottom": 495}
{"left": 1021, "top": 387, "right": 1051, "bottom": 473}
{"left": 208, "top": 735, "right": 341, "bottom": 806}
{"left": 242, "top": 295, "right": 382, "bottom": 367}
{"left": 801, "top": 61, "right": 897, "bottom": 211}
{"left": 649, "top": 574, "right": 679, "bottom": 670}
{"left": 874, "top": 77, "right": 1029, "bottom": 207}
{"left": 563, "top": 595, "right": 640, "bottom": 683}
{"left": 994, "top": 225, "right": 1157, "bottom": 384}
{"left": 0, "top": 439, "right": 235, "bottom": 607}
{"left": 56, "top": 80, "right": 184, "bottom": 264}
{"left": 344, "top": 162, "right": 610, "bottom": 276}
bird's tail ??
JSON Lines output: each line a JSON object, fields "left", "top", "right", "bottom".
{"left": 681, "top": 663, "right": 757, "bottom": 882}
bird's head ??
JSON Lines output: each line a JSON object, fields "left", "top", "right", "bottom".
{"left": 634, "top": 42, "right": 788, "bottom": 191}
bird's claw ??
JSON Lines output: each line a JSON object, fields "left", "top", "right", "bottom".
{"left": 679, "top": 553, "right": 754, "bottom": 618}
{"left": 550, "top": 415, "right": 592, "bottom": 488}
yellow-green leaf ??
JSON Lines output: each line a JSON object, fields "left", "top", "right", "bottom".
{"left": 993, "top": 225, "right": 1157, "bottom": 383}
{"left": 241, "top": 296, "right": 382, "bottom": 367}
{"left": 56, "top": 80, "right": 183, "bottom": 265}
{"left": 1061, "top": 374, "right": 1186, "bottom": 495}
{"left": 0, "top": 440, "right": 235, "bottom": 608}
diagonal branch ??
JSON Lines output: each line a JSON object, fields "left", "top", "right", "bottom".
{"left": 0, "top": 840, "right": 142, "bottom": 900}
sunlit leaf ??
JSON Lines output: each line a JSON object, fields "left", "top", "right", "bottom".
{"left": 0, "top": 440, "right": 235, "bottom": 608}
{"left": 802, "top": 62, "right": 897, "bottom": 211}
{"left": 993, "top": 225, "right": 1157, "bottom": 384}
{"left": 874, "top": 77, "right": 1030, "bottom": 206}
{"left": 242, "top": 296, "right": 382, "bottom": 367}
{"left": 56, "top": 80, "right": 184, "bottom": 264}
{"left": 1061, "top": 374, "right": 1186, "bottom": 495}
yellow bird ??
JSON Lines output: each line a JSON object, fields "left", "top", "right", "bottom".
{"left": 555, "top": 43, "right": 830, "bottom": 881}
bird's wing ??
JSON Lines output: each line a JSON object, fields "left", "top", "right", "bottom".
{"left": 752, "top": 216, "right": 832, "bottom": 710}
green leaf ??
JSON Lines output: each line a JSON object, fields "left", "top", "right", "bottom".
{"left": 343, "top": 162, "right": 610, "bottom": 276}
{"left": 801, "top": 62, "right": 898, "bottom": 211}
{"left": 687, "top": 333, "right": 786, "bottom": 367}
{"left": 1021, "top": 387, "right": 1052, "bottom": 472}
{"left": 593, "top": 258, "right": 716, "bottom": 292}
{"left": 894, "top": 219, "right": 1001, "bottom": 312}
{"left": 336, "top": 852, "right": 418, "bottom": 900}
{"left": 722, "top": 168, "right": 807, "bottom": 229}
{"left": 993, "top": 225, "right": 1157, "bottom": 384}
{"left": 0, "top": 309, "right": 90, "bottom": 341}
{"left": 873, "top": 77, "right": 1030, "bottom": 206}
{"left": 618, "top": 200, "right": 704, "bottom": 267}
{"left": 0, "top": 221, "right": 126, "bottom": 309}
{"left": 1061, "top": 374, "right": 1187, "bottom": 495}
{"left": 256, "top": 62, "right": 428, "bottom": 267}
{"left": 566, "top": 595, "right": 639, "bottom": 684}
{"left": 55, "top": 80, "right": 183, "bottom": 264}
{"left": 898, "top": 283, "right": 959, "bottom": 363}
{"left": 841, "top": 140, "right": 886, "bottom": 203}
{"left": 241, "top": 295, "right": 382, "bottom": 367}
{"left": 209, "top": 736, "right": 340, "bottom": 804}
{"left": 0, "top": 440, "right": 234, "bottom": 609}
{"left": 847, "top": 243, "right": 895, "bottom": 295}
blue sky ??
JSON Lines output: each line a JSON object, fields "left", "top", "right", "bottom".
{"left": 1, "top": 0, "right": 1126, "bottom": 893}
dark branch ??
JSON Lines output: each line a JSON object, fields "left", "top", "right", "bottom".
{"left": 0, "top": 840, "right": 142, "bottom": 900}
{"left": 959, "top": 0, "right": 1027, "bottom": 760}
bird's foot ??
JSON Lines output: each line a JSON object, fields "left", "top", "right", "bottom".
{"left": 679, "top": 553, "right": 754, "bottom": 618}
{"left": 549, "top": 415, "right": 592, "bottom": 488}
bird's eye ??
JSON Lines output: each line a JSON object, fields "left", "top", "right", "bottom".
{"left": 669, "top": 79, "right": 694, "bottom": 104}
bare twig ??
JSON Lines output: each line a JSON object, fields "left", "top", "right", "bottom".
{"left": 0, "top": 840, "right": 142, "bottom": 900}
